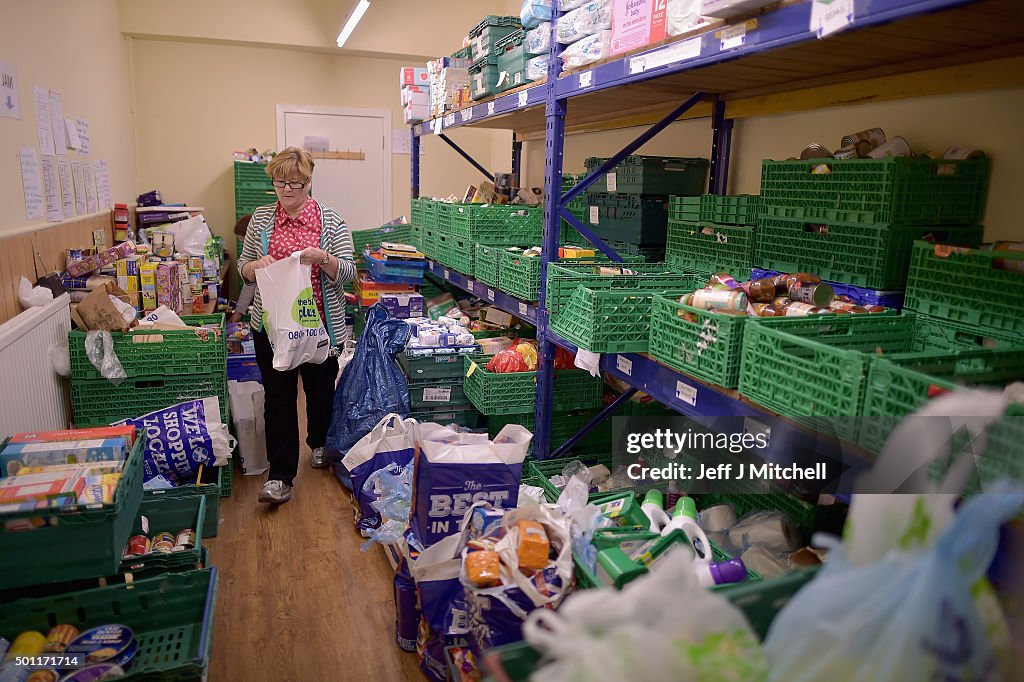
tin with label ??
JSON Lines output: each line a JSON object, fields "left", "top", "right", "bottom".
{"left": 63, "top": 625, "right": 136, "bottom": 669}
{"left": 175, "top": 529, "right": 196, "bottom": 549}
{"left": 841, "top": 128, "right": 886, "bottom": 150}
{"left": 57, "top": 663, "right": 126, "bottom": 682}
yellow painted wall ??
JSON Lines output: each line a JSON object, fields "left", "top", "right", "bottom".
{"left": 0, "top": 0, "right": 135, "bottom": 235}
{"left": 129, "top": 38, "right": 508, "bottom": 247}
{"left": 521, "top": 88, "right": 1024, "bottom": 241}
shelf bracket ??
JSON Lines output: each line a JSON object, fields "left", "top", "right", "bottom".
{"left": 562, "top": 91, "right": 705, "bottom": 206}
{"left": 560, "top": 208, "right": 624, "bottom": 263}
{"left": 438, "top": 134, "right": 494, "bottom": 181}
{"left": 549, "top": 387, "right": 638, "bottom": 460}
{"left": 511, "top": 135, "right": 523, "bottom": 189}
{"left": 710, "top": 98, "right": 734, "bottom": 195}
{"left": 411, "top": 130, "right": 420, "bottom": 199}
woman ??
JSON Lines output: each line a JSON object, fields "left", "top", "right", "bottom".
{"left": 237, "top": 147, "right": 356, "bottom": 504}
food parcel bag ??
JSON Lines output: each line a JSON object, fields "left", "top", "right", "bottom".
{"left": 117, "top": 397, "right": 235, "bottom": 485}
{"left": 228, "top": 380, "right": 269, "bottom": 476}
{"left": 254, "top": 251, "right": 330, "bottom": 371}
{"left": 410, "top": 423, "right": 531, "bottom": 549}
{"left": 341, "top": 413, "right": 417, "bottom": 534}
{"left": 327, "top": 304, "right": 411, "bottom": 479}
{"left": 461, "top": 503, "right": 574, "bottom": 656}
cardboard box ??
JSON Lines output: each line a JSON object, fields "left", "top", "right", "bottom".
{"left": 378, "top": 292, "right": 425, "bottom": 319}
{"left": 178, "top": 264, "right": 191, "bottom": 312}
{"left": 401, "top": 85, "right": 431, "bottom": 106}
{"left": 1, "top": 438, "right": 130, "bottom": 477}
{"left": 117, "top": 274, "right": 140, "bottom": 292}
{"left": 72, "top": 282, "right": 135, "bottom": 332}
{"left": 116, "top": 254, "right": 144, "bottom": 278}
{"left": 611, "top": 0, "right": 668, "bottom": 56}
{"left": 10, "top": 425, "right": 137, "bottom": 445}
{"left": 156, "top": 261, "right": 179, "bottom": 310}
{"left": 426, "top": 294, "right": 457, "bottom": 320}
{"left": 140, "top": 261, "right": 158, "bottom": 312}
{"left": 0, "top": 470, "right": 88, "bottom": 506}
{"left": 399, "top": 66, "right": 429, "bottom": 86}
{"left": 65, "top": 241, "right": 136, "bottom": 278}
{"left": 403, "top": 103, "right": 431, "bottom": 124}
{"left": 482, "top": 306, "right": 514, "bottom": 327}
{"left": 353, "top": 273, "right": 417, "bottom": 306}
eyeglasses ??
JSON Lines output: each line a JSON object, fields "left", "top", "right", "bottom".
{"left": 272, "top": 179, "right": 309, "bottom": 190}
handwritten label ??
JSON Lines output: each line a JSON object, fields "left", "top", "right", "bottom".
{"left": 721, "top": 24, "right": 747, "bottom": 50}
{"left": 432, "top": 118, "right": 443, "bottom": 134}
{"left": 444, "top": 269, "right": 451, "bottom": 280}
{"left": 518, "top": 302, "right": 528, "bottom": 316}
{"left": 589, "top": 206, "right": 599, "bottom": 224}
{"left": 616, "top": 355, "right": 633, "bottom": 376}
{"left": 518, "top": 90, "right": 529, "bottom": 108}
{"left": 810, "top": 0, "right": 854, "bottom": 38}
{"left": 488, "top": 101, "right": 496, "bottom": 116}
{"left": 423, "top": 387, "right": 452, "bottom": 402}
{"left": 628, "top": 37, "right": 702, "bottom": 74}
{"left": 606, "top": 172, "right": 617, "bottom": 192}
{"left": 676, "top": 381, "right": 698, "bottom": 406}
{"left": 579, "top": 71, "right": 593, "bottom": 88}
{"left": 487, "top": 289, "right": 495, "bottom": 301}
{"left": 444, "top": 113, "right": 456, "bottom": 127}
{"left": 461, "top": 109, "right": 473, "bottom": 122}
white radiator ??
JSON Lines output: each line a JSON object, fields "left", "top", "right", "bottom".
{"left": 0, "top": 294, "right": 72, "bottom": 436}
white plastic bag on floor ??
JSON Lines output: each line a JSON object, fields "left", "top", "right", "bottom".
{"left": 228, "top": 380, "right": 269, "bottom": 475}
{"left": 255, "top": 252, "right": 330, "bottom": 371}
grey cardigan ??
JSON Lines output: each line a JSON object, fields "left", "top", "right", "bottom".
{"left": 237, "top": 200, "right": 356, "bottom": 347}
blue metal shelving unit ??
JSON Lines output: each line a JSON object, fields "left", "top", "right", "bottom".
{"left": 410, "top": 0, "right": 1015, "bottom": 462}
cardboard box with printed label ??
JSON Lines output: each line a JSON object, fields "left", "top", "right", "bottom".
{"left": 156, "top": 261, "right": 180, "bottom": 311}
{"left": 117, "top": 274, "right": 140, "bottom": 292}
{"left": 611, "top": 0, "right": 668, "bottom": 56}
{"left": 482, "top": 307, "right": 514, "bottom": 327}
{"left": 379, "top": 292, "right": 425, "bottom": 319}
{"left": 399, "top": 66, "right": 429, "bottom": 87}
{"left": 401, "top": 85, "right": 431, "bottom": 106}
{"left": 140, "top": 262, "right": 158, "bottom": 312}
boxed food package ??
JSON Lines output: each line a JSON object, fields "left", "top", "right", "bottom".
{"left": 378, "top": 292, "right": 425, "bottom": 319}
{"left": 65, "top": 241, "right": 137, "bottom": 278}
{"left": 353, "top": 273, "right": 417, "bottom": 306}
{"left": 0, "top": 438, "right": 130, "bottom": 477}
{"left": 516, "top": 519, "right": 551, "bottom": 571}
{"left": 465, "top": 550, "right": 502, "bottom": 588}
{"left": 117, "top": 274, "right": 140, "bottom": 292}
{"left": 403, "top": 103, "right": 431, "bottom": 124}
{"left": 156, "top": 261, "right": 180, "bottom": 311}
{"left": 178, "top": 263, "right": 192, "bottom": 312}
{"left": 116, "top": 254, "right": 144, "bottom": 278}
{"left": 10, "top": 425, "right": 137, "bottom": 446}
{"left": 400, "top": 66, "right": 430, "bottom": 87}
{"left": 401, "top": 85, "right": 431, "bottom": 107}
{"left": 140, "top": 261, "right": 158, "bottom": 312}
{"left": 611, "top": 0, "right": 667, "bottom": 55}
{"left": 0, "top": 469, "right": 89, "bottom": 506}
{"left": 482, "top": 307, "right": 514, "bottom": 327}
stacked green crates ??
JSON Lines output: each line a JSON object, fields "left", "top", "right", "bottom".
{"left": 495, "top": 29, "right": 531, "bottom": 92}
{"left": 756, "top": 157, "right": 990, "bottom": 289}
{"left": 463, "top": 354, "right": 603, "bottom": 416}
{"left": 70, "top": 315, "right": 229, "bottom": 427}
{"left": 434, "top": 204, "right": 542, "bottom": 276}
{"left": 469, "top": 15, "right": 521, "bottom": 62}
{"left": 665, "top": 217, "right": 756, "bottom": 277}
{"left": 470, "top": 54, "right": 501, "bottom": 101}
{"left": 234, "top": 161, "right": 277, "bottom": 219}
{"left": 474, "top": 244, "right": 502, "bottom": 287}
{"left": 400, "top": 348, "right": 482, "bottom": 427}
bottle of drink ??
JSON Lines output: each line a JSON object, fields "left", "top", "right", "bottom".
{"left": 784, "top": 302, "right": 831, "bottom": 316}
{"left": 660, "top": 497, "right": 712, "bottom": 564}
{"left": 741, "top": 278, "right": 776, "bottom": 303}
{"left": 693, "top": 558, "right": 749, "bottom": 588}
{"left": 690, "top": 288, "right": 748, "bottom": 313}
{"left": 641, "top": 490, "right": 671, "bottom": 534}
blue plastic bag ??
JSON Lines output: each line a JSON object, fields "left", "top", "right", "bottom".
{"left": 326, "top": 303, "right": 411, "bottom": 485}
{"left": 763, "top": 482, "right": 1023, "bottom": 681}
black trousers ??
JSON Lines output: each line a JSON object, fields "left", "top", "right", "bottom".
{"left": 252, "top": 329, "right": 339, "bottom": 486}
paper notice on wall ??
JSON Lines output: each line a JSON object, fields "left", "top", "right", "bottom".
{"left": 18, "top": 147, "right": 44, "bottom": 220}
{"left": 0, "top": 60, "right": 20, "bottom": 119}
{"left": 71, "top": 160, "right": 86, "bottom": 215}
{"left": 57, "top": 157, "right": 74, "bottom": 217}
{"left": 76, "top": 117, "right": 90, "bottom": 155}
{"left": 303, "top": 135, "right": 329, "bottom": 153}
{"left": 94, "top": 159, "right": 111, "bottom": 210}
{"left": 82, "top": 156, "right": 97, "bottom": 213}
{"left": 49, "top": 91, "right": 66, "bottom": 155}
{"left": 64, "top": 117, "right": 81, "bottom": 149}
{"left": 810, "top": 0, "right": 854, "bottom": 38}
{"left": 41, "top": 155, "right": 62, "bottom": 222}
{"left": 34, "top": 85, "right": 55, "bottom": 155}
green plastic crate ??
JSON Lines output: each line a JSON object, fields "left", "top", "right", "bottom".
{"left": 463, "top": 355, "right": 603, "bottom": 416}
{"left": 668, "top": 195, "right": 704, "bottom": 221}
{"left": 861, "top": 347, "right": 1024, "bottom": 461}
{"left": 469, "top": 15, "right": 521, "bottom": 61}
{"left": 493, "top": 415, "right": 614, "bottom": 464}
{"left": 439, "top": 203, "right": 542, "bottom": 245}
{"left": 435, "top": 233, "right": 475, "bottom": 275}
{"left": 706, "top": 194, "right": 762, "bottom": 226}
{"left": 411, "top": 405, "right": 483, "bottom": 429}
{"left": 351, "top": 224, "right": 414, "bottom": 258}
{"left": 756, "top": 215, "right": 982, "bottom": 290}
{"left": 497, "top": 250, "right": 543, "bottom": 301}
{"left": 474, "top": 243, "right": 502, "bottom": 287}
{"left": 0, "top": 431, "right": 145, "bottom": 590}
{"left": 546, "top": 262, "right": 694, "bottom": 315}
{"left": 495, "top": 29, "right": 532, "bottom": 92}
{"left": 408, "top": 378, "right": 470, "bottom": 410}
{"left": 666, "top": 220, "right": 756, "bottom": 276}
{"left": 0, "top": 568, "right": 218, "bottom": 682}
{"left": 219, "top": 461, "right": 232, "bottom": 498}
{"left": 72, "top": 373, "right": 228, "bottom": 428}
{"left": 452, "top": 46, "right": 473, "bottom": 60}
{"left": 120, "top": 494, "right": 207, "bottom": 576}
{"left": 69, "top": 315, "right": 226, "bottom": 381}
{"left": 697, "top": 490, "right": 845, "bottom": 540}
{"left": 551, "top": 287, "right": 681, "bottom": 354}
{"left": 759, "top": 157, "right": 991, "bottom": 226}
{"left": 234, "top": 161, "right": 276, "bottom": 218}
{"left": 604, "top": 240, "right": 666, "bottom": 263}
{"left": 585, "top": 192, "right": 670, "bottom": 244}
{"left": 585, "top": 155, "right": 709, "bottom": 195}
{"left": 649, "top": 293, "right": 758, "bottom": 388}
{"left": 470, "top": 56, "right": 501, "bottom": 100}
{"left": 911, "top": 311, "right": 1024, "bottom": 351}
{"left": 522, "top": 452, "right": 616, "bottom": 503}
{"left": 411, "top": 197, "right": 426, "bottom": 227}
{"left": 421, "top": 227, "right": 439, "bottom": 260}
{"left": 144, "top": 465, "right": 223, "bottom": 539}
{"left": 400, "top": 351, "right": 472, "bottom": 380}
{"left": 904, "top": 241, "right": 1024, "bottom": 338}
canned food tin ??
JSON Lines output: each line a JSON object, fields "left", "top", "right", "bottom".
{"left": 63, "top": 625, "right": 135, "bottom": 668}
{"left": 124, "top": 535, "right": 150, "bottom": 558}
{"left": 44, "top": 625, "right": 80, "bottom": 654}
{"left": 788, "top": 281, "right": 835, "bottom": 307}
{"left": 833, "top": 145, "right": 859, "bottom": 160}
{"left": 175, "top": 529, "right": 196, "bottom": 549}
{"left": 943, "top": 147, "right": 986, "bottom": 160}
{"left": 689, "top": 288, "right": 748, "bottom": 312}
{"left": 153, "top": 532, "right": 176, "bottom": 545}
{"left": 784, "top": 302, "right": 831, "bottom": 316}
{"left": 56, "top": 663, "right": 126, "bottom": 682}
{"left": 6, "top": 631, "right": 46, "bottom": 659}
{"left": 151, "top": 540, "right": 174, "bottom": 554}
{"left": 867, "top": 136, "right": 913, "bottom": 158}
{"left": 985, "top": 241, "right": 1024, "bottom": 273}
{"left": 800, "top": 143, "right": 832, "bottom": 160}
{"left": 25, "top": 669, "right": 60, "bottom": 682}
{"left": 840, "top": 128, "right": 886, "bottom": 150}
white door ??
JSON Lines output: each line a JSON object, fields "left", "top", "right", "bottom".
{"left": 276, "top": 105, "right": 390, "bottom": 232}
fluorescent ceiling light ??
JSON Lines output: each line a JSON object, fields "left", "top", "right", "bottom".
{"left": 337, "top": 0, "right": 371, "bottom": 47}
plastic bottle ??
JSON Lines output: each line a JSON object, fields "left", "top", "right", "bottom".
{"left": 660, "top": 497, "right": 712, "bottom": 564}
{"left": 693, "top": 558, "right": 749, "bottom": 587}
{"left": 641, "top": 490, "right": 671, "bottom": 534}
{"left": 741, "top": 278, "right": 776, "bottom": 303}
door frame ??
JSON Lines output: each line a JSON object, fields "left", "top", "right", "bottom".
{"left": 275, "top": 104, "right": 392, "bottom": 226}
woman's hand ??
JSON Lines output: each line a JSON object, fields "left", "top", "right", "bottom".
{"left": 243, "top": 255, "right": 276, "bottom": 282}
{"left": 298, "top": 247, "right": 330, "bottom": 266}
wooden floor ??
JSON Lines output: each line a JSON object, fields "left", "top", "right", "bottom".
{"left": 205, "top": 395, "right": 423, "bottom": 681}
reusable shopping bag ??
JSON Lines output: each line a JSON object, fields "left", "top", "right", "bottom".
{"left": 254, "top": 251, "right": 330, "bottom": 371}
{"left": 341, "top": 413, "right": 417, "bottom": 533}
